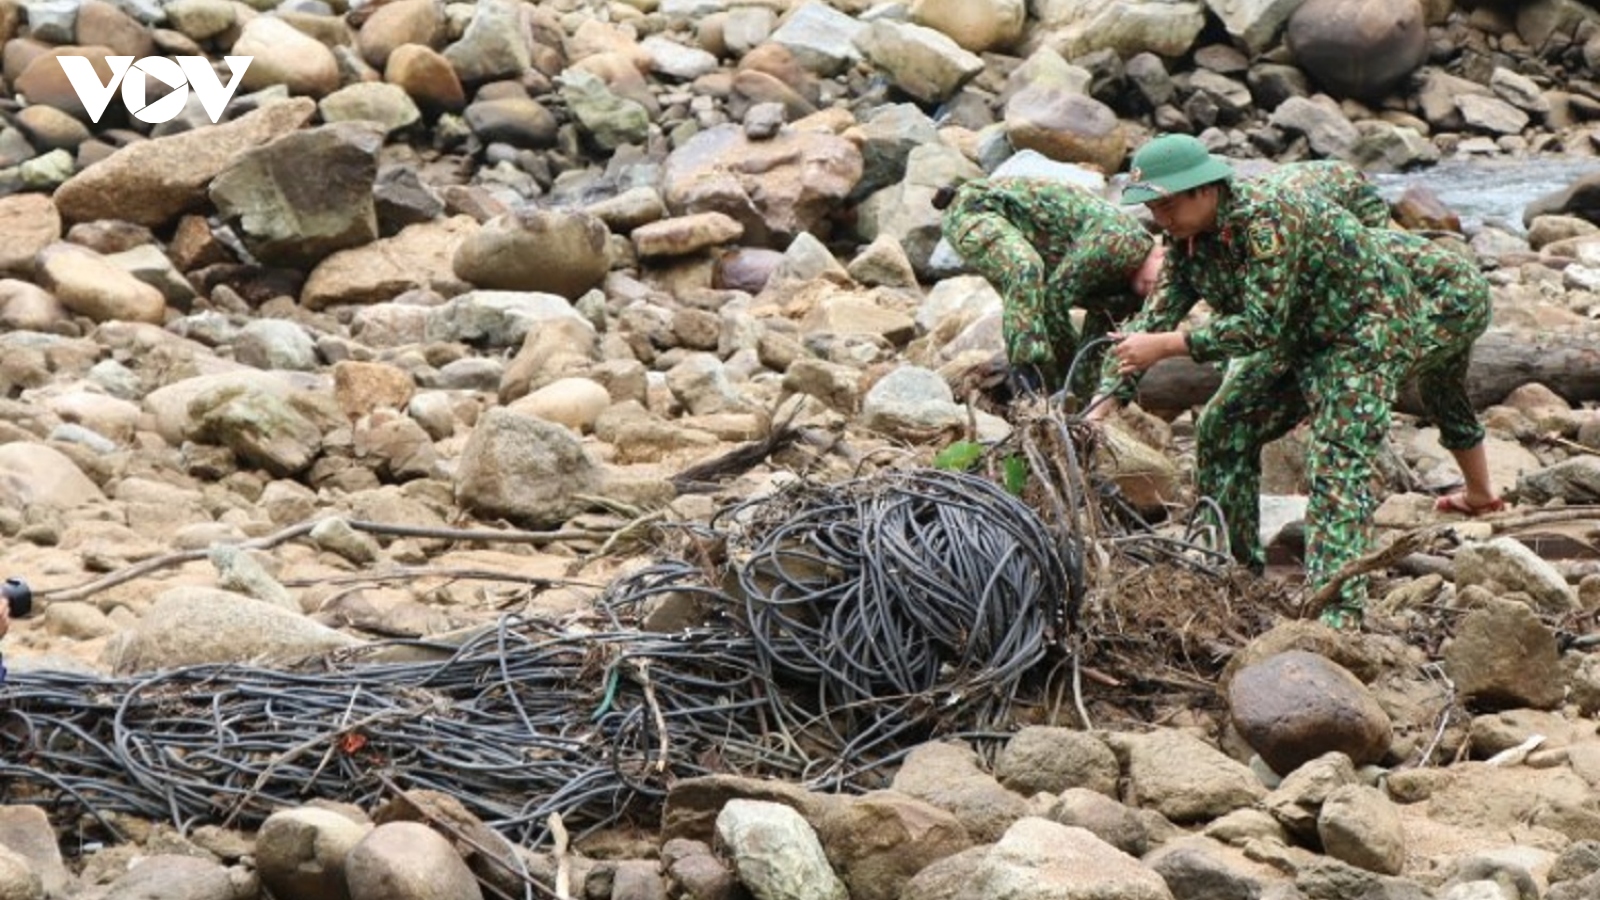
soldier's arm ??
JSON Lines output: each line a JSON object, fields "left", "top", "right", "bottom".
{"left": 1094, "top": 272, "right": 1199, "bottom": 401}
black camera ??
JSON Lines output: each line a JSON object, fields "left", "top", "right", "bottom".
{"left": 2, "top": 578, "right": 31, "bottom": 620}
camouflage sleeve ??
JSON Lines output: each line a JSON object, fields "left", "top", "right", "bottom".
{"left": 1049, "top": 215, "right": 1151, "bottom": 310}
{"left": 1348, "top": 177, "right": 1391, "bottom": 230}
{"left": 1184, "top": 209, "right": 1296, "bottom": 363}
{"left": 1094, "top": 267, "right": 1199, "bottom": 401}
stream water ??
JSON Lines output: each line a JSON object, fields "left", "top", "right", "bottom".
{"left": 1370, "top": 155, "right": 1600, "bottom": 232}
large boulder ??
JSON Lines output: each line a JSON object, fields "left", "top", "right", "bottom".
{"left": 1229, "top": 651, "right": 1393, "bottom": 776}
{"left": 51, "top": 98, "right": 317, "bottom": 226}
{"left": 208, "top": 123, "right": 382, "bottom": 269}
{"left": 1006, "top": 86, "right": 1128, "bottom": 176}
{"left": 662, "top": 123, "right": 863, "bottom": 247}
{"left": 105, "top": 587, "right": 361, "bottom": 674}
{"left": 1286, "top": 0, "right": 1428, "bottom": 100}
{"left": 451, "top": 207, "right": 610, "bottom": 301}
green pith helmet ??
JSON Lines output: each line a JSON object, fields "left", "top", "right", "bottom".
{"left": 1121, "top": 134, "right": 1234, "bottom": 204}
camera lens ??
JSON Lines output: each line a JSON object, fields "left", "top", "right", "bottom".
{"left": 2, "top": 578, "right": 31, "bottom": 619}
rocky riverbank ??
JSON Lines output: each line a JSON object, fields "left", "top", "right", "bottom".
{"left": 8, "top": 0, "right": 1600, "bottom": 898}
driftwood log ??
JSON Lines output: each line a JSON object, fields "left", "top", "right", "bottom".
{"left": 1131, "top": 329, "right": 1600, "bottom": 414}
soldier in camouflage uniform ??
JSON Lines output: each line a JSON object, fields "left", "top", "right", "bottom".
{"left": 1122, "top": 159, "right": 1392, "bottom": 305}
{"left": 1254, "top": 163, "right": 1500, "bottom": 513}
{"left": 1379, "top": 229, "right": 1502, "bottom": 515}
{"left": 938, "top": 178, "right": 1159, "bottom": 400}
{"left": 1260, "top": 160, "right": 1392, "bottom": 229}
{"left": 1086, "top": 135, "right": 1420, "bottom": 628}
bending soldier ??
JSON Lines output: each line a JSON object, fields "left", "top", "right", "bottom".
{"left": 936, "top": 178, "right": 1162, "bottom": 400}
{"left": 1087, "top": 135, "right": 1419, "bottom": 629}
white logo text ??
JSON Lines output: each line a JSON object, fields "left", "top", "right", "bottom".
{"left": 56, "top": 56, "right": 252, "bottom": 124}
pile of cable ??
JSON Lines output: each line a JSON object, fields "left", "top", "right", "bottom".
{"left": 0, "top": 623, "right": 808, "bottom": 848}
{"left": 0, "top": 467, "right": 1083, "bottom": 850}
{"left": 602, "top": 468, "right": 1082, "bottom": 752}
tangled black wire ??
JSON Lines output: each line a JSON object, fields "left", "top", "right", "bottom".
{"left": 0, "top": 468, "right": 1084, "bottom": 854}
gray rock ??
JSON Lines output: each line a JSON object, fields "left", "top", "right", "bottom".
{"left": 1293, "top": 857, "right": 1432, "bottom": 900}
{"left": 1114, "top": 730, "right": 1267, "bottom": 825}
{"left": 560, "top": 70, "right": 651, "bottom": 152}
{"left": 666, "top": 353, "right": 750, "bottom": 416}
{"left": 463, "top": 97, "right": 558, "bottom": 149}
{"left": 858, "top": 142, "right": 979, "bottom": 275}
{"left": 662, "top": 840, "right": 741, "bottom": 900}
{"left": 663, "top": 123, "right": 863, "bottom": 248}
{"left": 0, "top": 441, "right": 104, "bottom": 511}
{"left": 1549, "top": 840, "right": 1600, "bottom": 884}
{"left": 1550, "top": 871, "right": 1600, "bottom": 900}
{"left": 424, "top": 290, "right": 591, "bottom": 349}
{"left": 814, "top": 792, "right": 971, "bottom": 900}
{"left": 208, "top": 123, "right": 382, "bottom": 269}
{"left": 102, "top": 855, "right": 247, "bottom": 900}
{"left": 769, "top": 1, "right": 866, "bottom": 76}
{"left": 641, "top": 34, "right": 719, "bottom": 81}
{"left": 209, "top": 544, "right": 298, "bottom": 611}
{"left": 1442, "top": 598, "right": 1564, "bottom": 711}
{"left": 453, "top": 407, "right": 601, "bottom": 528}
{"left": 1268, "top": 95, "right": 1359, "bottom": 159}
{"left": 891, "top": 741, "right": 1029, "bottom": 843}
{"left": 1209, "top": 0, "right": 1308, "bottom": 53}
{"left": 104, "top": 244, "right": 197, "bottom": 305}
{"left": 1145, "top": 835, "right": 1268, "bottom": 900}
{"left": 1454, "top": 537, "right": 1578, "bottom": 615}
{"left": 1458, "top": 94, "right": 1531, "bottom": 135}
{"left": 853, "top": 19, "right": 984, "bottom": 104}
{"left": 106, "top": 586, "right": 361, "bottom": 673}
{"left": 0, "top": 806, "right": 67, "bottom": 898}
{"left": 1262, "top": 751, "right": 1357, "bottom": 842}
{"left": 189, "top": 383, "right": 327, "bottom": 477}
{"left": 235, "top": 319, "right": 320, "bottom": 372}
{"left": 969, "top": 818, "right": 1174, "bottom": 900}
{"left": 1516, "top": 457, "right": 1600, "bottom": 504}
{"left": 995, "top": 726, "right": 1121, "bottom": 798}
{"left": 1317, "top": 784, "right": 1405, "bottom": 875}
{"left": 851, "top": 103, "right": 940, "bottom": 201}
{"left": 256, "top": 807, "right": 371, "bottom": 900}
{"left": 1443, "top": 854, "right": 1541, "bottom": 900}
{"left": 26, "top": 0, "right": 78, "bottom": 42}
{"left": 346, "top": 822, "right": 484, "bottom": 900}
{"left": 782, "top": 357, "right": 862, "bottom": 414}
{"left": 1045, "top": 788, "right": 1148, "bottom": 857}
{"left": 442, "top": 0, "right": 531, "bottom": 84}
{"left": 716, "top": 800, "right": 847, "bottom": 900}
{"left": 451, "top": 207, "right": 610, "bottom": 301}
{"left": 1285, "top": 0, "right": 1427, "bottom": 100}
{"left": 318, "top": 82, "right": 423, "bottom": 134}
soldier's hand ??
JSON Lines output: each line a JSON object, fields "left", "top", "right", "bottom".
{"left": 1110, "top": 331, "right": 1185, "bottom": 374}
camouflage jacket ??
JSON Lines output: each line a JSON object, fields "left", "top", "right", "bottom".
{"left": 1258, "top": 160, "right": 1391, "bottom": 229}
{"left": 1098, "top": 178, "right": 1418, "bottom": 399}
{"left": 943, "top": 177, "right": 1154, "bottom": 316}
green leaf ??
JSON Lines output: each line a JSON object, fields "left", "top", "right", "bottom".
{"left": 933, "top": 440, "right": 985, "bottom": 472}
{"left": 1002, "top": 456, "right": 1029, "bottom": 495}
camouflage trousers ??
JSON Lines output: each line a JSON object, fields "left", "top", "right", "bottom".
{"left": 949, "top": 214, "right": 1116, "bottom": 400}
{"left": 1406, "top": 276, "right": 1491, "bottom": 451}
{"left": 1194, "top": 350, "right": 1404, "bottom": 607}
